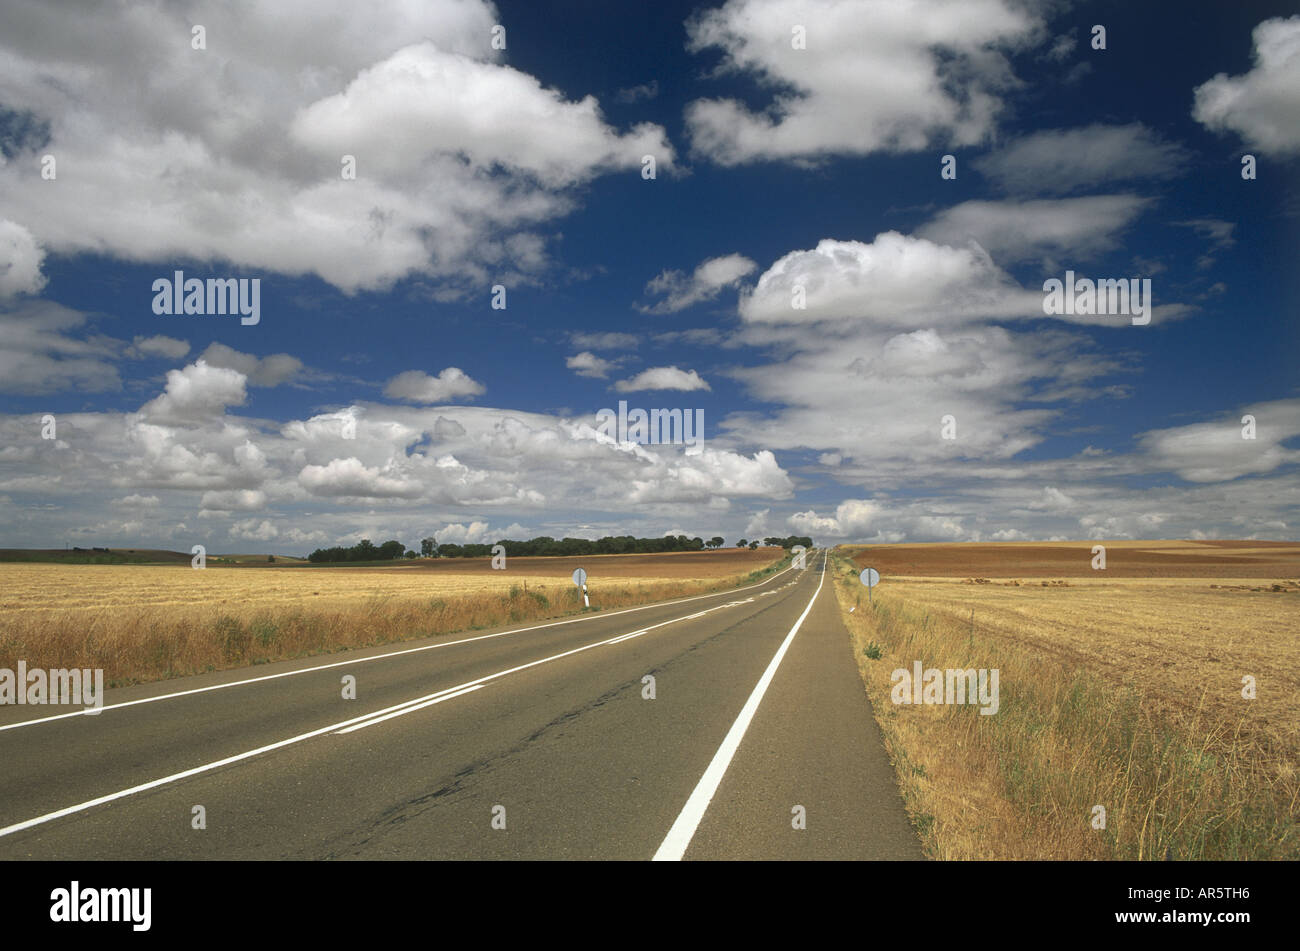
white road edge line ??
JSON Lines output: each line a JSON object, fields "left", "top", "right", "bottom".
{"left": 0, "top": 556, "right": 819, "bottom": 840}
{"left": 0, "top": 558, "right": 802, "bottom": 734}
{"left": 652, "top": 554, "right": 827, "bottom": 862}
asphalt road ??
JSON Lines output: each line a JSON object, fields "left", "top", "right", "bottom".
{"left": 0, "top": 551, "right": 922, "bottom": 860}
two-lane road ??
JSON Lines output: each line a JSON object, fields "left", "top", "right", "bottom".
{"left": 0, "top": 552, "right": 922, "bottom": 860}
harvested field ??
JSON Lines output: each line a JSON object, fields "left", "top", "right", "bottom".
{"left": 834, "top": 541, "right": 1299, "bottom": 860}
{"left": 0, "top": 548, "right": 779, "bottom": 616}
{"left": 0, "top": 548, "right": 787, "bottom": 687}
{"left": 848, "top": 539, "right": 1300, "bottom": 579}
{"left": 292, "top": 548, "right": 784, "bottom": 581}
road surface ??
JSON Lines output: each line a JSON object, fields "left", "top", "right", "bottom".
{"left": 0, "top": 551, "right": 922, "bottom": 860}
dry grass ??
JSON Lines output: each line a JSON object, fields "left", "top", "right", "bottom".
{"left": 0, "top": 550, "right": 787, "bottom": 688}
{"left": 832, "top": 545, "right": 1299, "bottom": 861}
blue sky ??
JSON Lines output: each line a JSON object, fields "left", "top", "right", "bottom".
{"left": 0, "top": 0, "right": 1297, "bottom": 553}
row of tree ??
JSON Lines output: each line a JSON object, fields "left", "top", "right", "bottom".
{"left": 307, "top": 533, "right": 814, "bottom": 562}
{"left": 306, "top": 539, "right": 407, "bottom": 563}
{"left": 739, "top": 536, "right": 813, "bottom": 550}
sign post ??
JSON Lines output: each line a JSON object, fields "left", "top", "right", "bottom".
{"left": 573, "top": 567, "right": 589, "bottom": 608}
{"left": 859, "top": 566, "right": 880, "bottom": 604}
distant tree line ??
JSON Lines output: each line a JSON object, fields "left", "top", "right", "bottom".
{"left": 737, "top": 536, "right": 813, "bottom": 550}
{"left": 306, "top": 539, "right": 407, "bottom": 563}
{"left": 307, "top": 533, "right": 813, "bottom": 562}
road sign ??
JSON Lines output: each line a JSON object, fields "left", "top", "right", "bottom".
{"left": 860, "top": 566, "right": 880, "bottom": 604}
{"left": 573, "top": 567, "right": 589, "bottom": 607}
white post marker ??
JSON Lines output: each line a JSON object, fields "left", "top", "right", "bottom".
{"left": 860, "top": 566, "right": 880, "bottom": 603}
{"left": 573, "top": 567, "right": 589, "bottom": 608}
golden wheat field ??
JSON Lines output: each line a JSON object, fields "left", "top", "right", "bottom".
{"left": 867, "top": 576, "right": 1299, "bottom": 752}
{"left": 0, "top": 548, "right": 782, "bottom": 615}
{"left": 0, "top": 549, "right": 786, "bottom": 688}
{"left": 835, "top": 541, "right": 1300, "bottom": 860}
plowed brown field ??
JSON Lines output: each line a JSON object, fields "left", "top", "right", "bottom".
{"left": 847, "top": 539, "right": 1300, "bottom": 579}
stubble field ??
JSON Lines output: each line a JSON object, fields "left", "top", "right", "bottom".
{"left": 0, "top": 548, "right": 786, "bottom": 688}
{"left": 836, "top": 540, "right": 1299, "bottom": 860}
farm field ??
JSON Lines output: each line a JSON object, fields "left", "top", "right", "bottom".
{"left": 835, "top": 540, "right": 1299, "bottom": 860}
{"left": 850, "top": 538, "right": 1300, "bottom": 578}
{"left": 0, "top": 548, "right": 787, "bottom": 687}
{"left": 0, "top": 548, "right": 781, "bottom": 615}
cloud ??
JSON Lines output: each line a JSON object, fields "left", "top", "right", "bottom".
{"left": 566, "top": 351, "right": 618, "bottom": 379}
{"left": 652, "top": 327, "right": 726, "bottom": 347}
{"left": 786, "top": 499, "right": 994, "bottom": 543}
{"left": 1043, "top": 34, "right": 1075, "bottom": 63}
{"left": 715, "top": 227, "right": 1149, "bottom": 486}
{"left": 111, "top": 494, "right": 160, "bottom": 507}
{"left": 614, "top": 366, "right": 711, "bottom": 392}
{"left": 1193, "top": 16, "right": 1300, "bottom": 156}
{"left": 292, "top": 42, "right": 673, "bottom": 190}
{"left": 1135, "top": 399, "right": 1300, "bottom": 482}
{"left": 0, "top": 1, "right": 675, "bottom": 294}
{"left": 640, "top": 253, "right": 756, "bottom": 313}
{"left": 199, "top": 342, "right": 304, "bottom": 387}
{"left": 433, "top": 416, "right": 467, "bottom": 439}
{"left": 973, "top": 124, "right": 1187, "bottom": 194}
{"left": 139, "top": 359, "right": 247, "bottom": 424}
{"left": 297, "top": 457, "right": 424, "bottom": 499}
{"left": 200, "top": 489, "right": 268, "bottom": 513}
{"left": 1173, "top": 218, "right": 1236, "bottom": 249}
{"left": 788, "top": 499, "right": 884, "bottom": 538}
{"left": 0, "top": 301, "right": 122, "bottom": 395}
{"left": 570, "top": 331, "right": 639, "bottom": 350}
{"left": 432, "top": 520, "right": 494, "bottom": 544}
{"left": 737, "top": 232, "right": 1040, "bottom": 332}
{"left": 625, "top": 448, "right": 792, "bottom": 503}
{"left": 916, "top": 195, "right": 1154, "bottom": 266}
{"left": 0, "top": 220, "right": 47, "bottom": 298}
{"left": 127, "top": 335, "right": 190, "bottom": 360}
{"left": 683, "top": 0, "right": 1040, "bottom": 164}
{"left": 384, "top": 368, "right": 485, "bottom": 403}
{"left": 230, "top": 518, "right": 279, "bottom": 541}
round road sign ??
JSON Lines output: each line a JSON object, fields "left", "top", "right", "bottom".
{"left": 859, "top": 567, "right": 880, "bottom": 588}
{"left": 572, "top": 568, "right": 587, "bottom": 587}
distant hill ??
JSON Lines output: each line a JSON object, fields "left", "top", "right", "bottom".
{"left": 0, "top": 548, "right": 192, "bottom": 564}
{"left": 0, "top": 548, "right": 307, "bottom": 565}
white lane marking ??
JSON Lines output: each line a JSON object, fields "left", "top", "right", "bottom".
{"left": 652, "top": 555, "right": 827, "bottom": 862}
{"left": 0, "top": 558, "right": 801, "bottom": 734}
{"left": 606, "top": 630, "right": 649, "bottom": 645}
{"left": 0, "top": 563, "right": 818, "bottom": 840}
{"left": 0, "top": 684, "right": 495, "bottom": 840}
{"left": 334, "top": 684, "right": 485, "bottom": 734}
